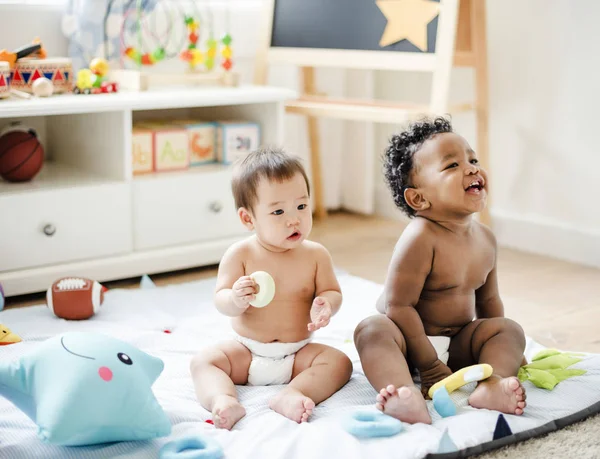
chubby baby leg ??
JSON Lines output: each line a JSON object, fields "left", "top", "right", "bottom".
{"left": 448, "top": 318, "right": 527, "bottom": 415}
{"left": 354, "top": 315, "right": 431, "bottom": 424}
{"left": 190, "top": 340, "right": 251, "bottom": 430}
{"left": 269, "top": 343, "right": 352, "bottom": 423}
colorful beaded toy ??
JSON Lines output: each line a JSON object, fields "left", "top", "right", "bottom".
{"left": 121, "top": 0, "right": 172, "bottom": 66}
{"left": 180, "top": 15, "right": 203, "bottom": 69}
{"left": 119, "top": 0, "right": 233, "bottom": 74}
{"left": 221, "top": 33, "right": 232, "bottom": 72}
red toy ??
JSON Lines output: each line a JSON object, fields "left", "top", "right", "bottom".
{"left": 46, "top": 277, "right": 106, "bottom": 320}
{"left": 0, "top": 124, "right": 44, "bottom": 182}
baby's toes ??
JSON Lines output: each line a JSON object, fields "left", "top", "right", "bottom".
{"left": 385, "top": 385, "right": 398, "bottom": 396}
{"left": 304, "top": 399, "right": 315, "bottom": 412}
{"left": 375, "top": 402, "right": 384, "bottom": 411}
{"left": 515, "top": 385, "right": 524, "bottom": 397}
{"left": 378, "top": 388, "right": 392, "bottom": 402}
{"left": 214, "top": 415, "right": 226, "bottom": 428}
{"left": 508, "top": 377, "right": 520, "bottom": 391}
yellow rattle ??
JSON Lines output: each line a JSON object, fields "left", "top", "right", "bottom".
{"left": 428, "top": 363, "right": 493, "bottom": 417}
{"left": 249, "top": 271, "right": 275, "bottom": 308}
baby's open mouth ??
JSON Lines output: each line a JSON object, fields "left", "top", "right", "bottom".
{"left": 287, "top": 231, "right": 301, "bottom": 241}
{"left": 465, "top": 179, "right": 484, "bottom": 193}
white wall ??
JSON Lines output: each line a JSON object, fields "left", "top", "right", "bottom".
{"left": 0, "top": 4, "right": 68, "bottom": 53}
{"left": 374, "top": 1, "right": 600, "bottom": 268}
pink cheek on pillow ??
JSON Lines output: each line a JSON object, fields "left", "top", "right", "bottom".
{"left": 98, "top": 366, "right": 113, "bottom": 382}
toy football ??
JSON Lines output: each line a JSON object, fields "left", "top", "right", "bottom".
{"left": 46, "top": 277, "right": 105, "bottom": 320}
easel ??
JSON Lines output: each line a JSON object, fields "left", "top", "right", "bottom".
{"left": 254, "top": 0, "right": 490, "bottom": 226}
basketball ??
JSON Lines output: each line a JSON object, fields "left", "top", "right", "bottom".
{"left": 0, "top": 125, "right": 44, "bottom": 182}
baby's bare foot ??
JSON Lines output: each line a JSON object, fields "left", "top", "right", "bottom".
{"left": 469, "top": 376, "right": 527, "bottom": 415}
{"left": 375, "top": 385, "right": 432, "bottom": 424}
{"left": 212, "top": 395, "right": 246, "bottom": 430}
{"left": 269, "top": 388, "right": 315, "bottom": 423}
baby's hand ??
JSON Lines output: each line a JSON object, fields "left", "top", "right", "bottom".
{"left": 419, "top": 360, "right": 453, "bottom": 399}
{"left": 308, "top": 297, "right": 332, "bottom": 332}
{"left": 230, "top": 276, "right": 257, "bottom": 310}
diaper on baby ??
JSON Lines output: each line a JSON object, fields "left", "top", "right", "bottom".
{"left": 428, "top": 335, "right": 450, "bottom": 365}
{"left": 235, "top": 335, "right": 311, "bottom": 386}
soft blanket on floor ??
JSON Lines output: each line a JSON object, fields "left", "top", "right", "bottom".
{"left": 0, "top": 273, "right": 598, "bottom": 459}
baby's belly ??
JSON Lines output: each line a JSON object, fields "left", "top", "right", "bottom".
{"left": 417, "top": 292, "right": 476, "bottom": 337}
{"left": 231, "top": 300, "right": 312, "bottom": 343}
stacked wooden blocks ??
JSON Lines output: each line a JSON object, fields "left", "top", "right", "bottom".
{"left": 132, "top": 119, "right": 260, "bottom": 175}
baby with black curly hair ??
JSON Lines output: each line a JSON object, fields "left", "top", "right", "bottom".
{"left": 354, "top": 117, "right": 527, "bottom": 424}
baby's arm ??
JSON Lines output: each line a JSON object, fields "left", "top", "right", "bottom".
{"left": 214, "top": 242, "right": 252, "bottom": 317}
{"left": 314, "top": 244, "right": 342, "bottom": 314}
{"left": 306, "top": 244, "right": 342, "bottom": 331}
{"left": 384, "top": 223, "right": 448, "bottom": 377}
{"left": 475, "top": 229, "right": 504, "bottom": 318}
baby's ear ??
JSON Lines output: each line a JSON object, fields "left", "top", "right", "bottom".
{"left": 404, "top": 187, "right": 430, "bottom": 212}
{"left": 238, "top": 207, "right": 254, "bottom": 230}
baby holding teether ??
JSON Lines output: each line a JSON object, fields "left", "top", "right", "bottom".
{"left": 354, "top": 117, "right": 527, "bottom": 424}
{"left": 190, "top": 147, "right": 352, "bottom": 430}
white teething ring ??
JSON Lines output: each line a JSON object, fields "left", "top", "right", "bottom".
{"left": 249, "top": 271, "right": 275, "bottom": 308}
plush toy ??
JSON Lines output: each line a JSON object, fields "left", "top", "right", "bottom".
{"left": 518, "top": 349, "right": 587, "bottom": 390}
{"left": 0, "top": 331, "right": 171, "bottom": 445}
{"left": 0, "top": 325, "right": 21, "bottom": 345}
{"left": 428, "top": 363, "right": 493, "bottom": 417}
{"left": 46, "top": 277, "right": 106, "bottom": 320}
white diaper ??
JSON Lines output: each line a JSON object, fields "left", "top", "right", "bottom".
{"left": 235, "top": 335, "right": 311, "bottom": 386}
{"left": 427, "top": 335, "right": 450, "bottom": 365}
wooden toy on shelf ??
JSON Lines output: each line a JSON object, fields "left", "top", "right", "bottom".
{"left": 0, "top": 38, "right": 68, "bottom": 99}
{"left": 32, "top": 78, "right": 54, "bottom": 97}
{"left": 110, "top": 0, "right": 238, "bottom": 91}
{"left": 216, "top": 121, "right": 260, "bottom": 165}
{"left": 0, "top": 39, "right": 46, "bottom": 69}
{"left": 11, "top": 57, "right": 72, "bottom": 95}
{"left": 132, "top": 127, "right": 155, "bottom": 175}
{"left": 172, "top": 120, "right": 217, "bottom": 166}
{"left": 137, "top": 122, "right": 190, "bottom": 172}
{"left": 74, "top": 58, "right": 118, "bottom": 95}
{"left": 0, "top": 62, "right": 10, "bottom": 100}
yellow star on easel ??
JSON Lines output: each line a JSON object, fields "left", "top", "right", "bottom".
{"left": 376, "top": 0, "right": 440, "bottom": 51}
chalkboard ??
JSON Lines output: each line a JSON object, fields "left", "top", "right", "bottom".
{"left": 270, "top": 0, "right": 440, "bottom": 54}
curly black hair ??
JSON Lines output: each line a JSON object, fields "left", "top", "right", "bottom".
{"left": 382, "top": 116, "right": 453, "bottom": 217}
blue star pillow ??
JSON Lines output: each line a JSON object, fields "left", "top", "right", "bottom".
{"left": 0, "top": 331, "right": 171, "bottom": 446}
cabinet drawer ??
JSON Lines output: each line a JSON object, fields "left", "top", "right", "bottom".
{"left": 0, "top": 184, "right": 132, "bottom": 272}
{"left": 132, "top": 169, "right": 244, "bottom": 250}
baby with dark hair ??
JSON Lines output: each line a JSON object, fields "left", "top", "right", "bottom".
{"left": 354, "top": 117, "right": 527, "bottom": 424}
{"left": 190, "top": 147, "right": 352, "bottom": 429}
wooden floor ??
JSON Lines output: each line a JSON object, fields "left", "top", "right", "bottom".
{"left": 5, "top": 212, "right": 600, "bottom": 353}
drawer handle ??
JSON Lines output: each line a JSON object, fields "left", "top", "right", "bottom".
{"left": 209, "top": 201, "right": 223, "bottom": 214}
{"left": 43, "top": 224, "right": 56, "bottom": 237}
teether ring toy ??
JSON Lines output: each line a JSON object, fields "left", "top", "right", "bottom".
{"left": 159, "top": 434, "right": 223, "bottom": 459}
{"left": 428, "top": 363, "right": 493, "bottom": 417}
{"left": 249, "top": 271, "right": 275, "bottom": 308}
{"left": 342, "top": 409, "right": 403, "bottom": 438}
